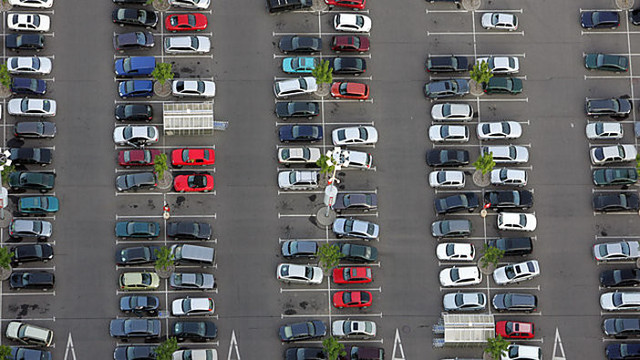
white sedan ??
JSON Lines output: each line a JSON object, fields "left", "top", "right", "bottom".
{"left": 7, "top": 56, "right": 51, "bottom": 75}
{"left": 169, "top": 0, "right": 210, "bottom": 9}
{"left": 593, "top": 241, "right": 640, "bottom": 261}
{"left": 482, "top": 145, "right": 529, "bottom": 164}
{"left": 493, "top": 260, "right": 540, "bottom": 285}
{"left": 501, "top": 345, "right": 541, "bottom": 360}
{"left": 590, "top": 144, "right": 637, "bottom": 165}
{"left": 476, "top": 56, "right": 519, "bottom": 74}
{"left": 436, "top": 243, "right": 475, "bottom": 261}
{"left": 8, "top": 13, "right": 50, "bottom": 32}
{"left": 439, "top": 266, "right": 482, "bottom": 287}
{"left": 585, "top": 122, "right": 623, "bottom": 140}
{"left": 334, "top": 14, "right": 371, "bottom": 33}
{"left": 113, "top": 125, "right": 159, "bottom": 147}
{"left": 171, "top": 297, "right": 215, "bottom": 316}
{"left": 429, "top": 125, "right": 469, "bottom": 142}
{"left": 332, "top": 320, "right": 376, "bottom": 338}
{"left": 164, "top": 36, "right": 211, "bottom": 54}
{"left": 8, "top": 98, "right": 56, "bottom": 117}
{"left": 431, "top": 103, "right": 473, "bottom": 122}
{"left": 8, "top": 0, "right": 53, "bottom": 8}
{"left": 490, "top": 168, "right": 527, "bottom": 187}
{"left": 172, "top": 350, "right": 217, "bottom": 360}
{"left": 332, "top": 126, "right": 378, "bottom": 146}
{"left": 278, "top": 147, "right": 321, "bottom": 165}
{"left": 497, "top": 212, "right": 537, "bottom": 232}
{"left": 477, "top": 121, "right": 522, "bottom": 140}
{"left": 429, "top": 170, "right": 465, "bottom": 189}
{"left": 481, "top": 12, "right": 518, "bottom": 31}
{"left": 276, "top": 263, "right": 323, "bottom": 284}
{"left": 172, "top": 80, "right": 215, "bottom": 98}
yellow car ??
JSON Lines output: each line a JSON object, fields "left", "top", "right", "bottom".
{"left": 119, "top": 272, "right": 160, "bottom": 291}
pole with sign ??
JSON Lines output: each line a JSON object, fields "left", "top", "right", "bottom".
{"left": 324, "top": 185, "right": 338, "bottom": 217}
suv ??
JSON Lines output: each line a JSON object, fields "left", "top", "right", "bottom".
{"left": 431, "top": 219, "right": 472, "bottom": 238}
{"left": 6, "top": 34, "right": 44, "bottom": 51}
{"left": 487, "top": 237, "right": 533, "bottom": 256}
{"left": 586, "top": 97, "right": 632, "bottom": 118}
{"left": 5, "top": 322, "right": 53, "bottom": 347}
{"left": 9, "top": 219, "right": 52, "bottom": 240}
{"left": 278, "top": 170, "right": 319, "bottom": 190}
{"left": 14, "top": 121, "right": 56, "bottom": 139}
{"left": 425, "top": 56, "right": 469, "bottom": 72}
{"left": 9, "top": 271, "right": 54, "bottom": 290}
{"left": 492, "top": 293, "right": 537, "bottom": 312}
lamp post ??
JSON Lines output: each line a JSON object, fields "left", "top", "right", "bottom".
{"left": 316, "top": 148, "right": 342, "bottom": 227}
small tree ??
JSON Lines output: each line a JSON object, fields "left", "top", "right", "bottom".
{"left": 153, "top": 337, "right": 179, "bottom": 360}
{"left": 473, "top": 152, "right": 495, "bottom": 176}
{"left": 317, "top": 243, "right": 343, "bottom": 275}
{"left": 154, "top": 246, "right": 174, "bottom": 272}
{"left": 152, "top": 63, "right": 174, "bottom": 86}
{"left": 0, "top": 248, "right": 12, "bottom": 271}
{"left": 316, "top": 154, "right": 335, "bottom": 177}
{"left": 636, "top": 154, "right": 640, "bottom": 177}
{"left": 153, "top": 153, "right": 168, "bottom": 181}
{"left": 323, "top": 336, "right": 346, "bottom": 360}
{"left": 1, "top": 165, "right": 14, "bottom": 187}
{"left": 312, "top": 59, "right": 333, "bottom": 85}
{"left": 0, "top": 345, "right": 11, "bottom": 360}
{"left": 480, "top": 244, "right": 504, "bottom": 269}
{"left": 0, "top": 64, "right": 11, "bottom": 89}
{"left": 484, "top": 335, "right": 510, "bottom": 360}
{"left": 470, "top": 60, "right": 493, "bottom": 85}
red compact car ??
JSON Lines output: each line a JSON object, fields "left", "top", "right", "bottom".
{"left": 173, "top": 174, "right": 214, "bottom": 192}
{"left": 171, "top": 148, "right": 215, "bottom": 167}
{"left": 118, "top": 149, "right": 161, "bottom": 167}
{"left": 324, "top": 0, "right": 365, "bottom": 10}
{"left": 332, "top": 291, "right": 372, "bottom": 308}
{"left": 331, "top": 36, "right": 369, "bottom": 53}
{"left": 332, "top": 267, "right": 373, "bottom": 284}
{"left": 495, "top": 321, "right": 535, "bottom": 339}
{"left": 165, "top": 13, "right": 208, "bottom": 32}
{"left": 330, "top": 82, "right": 369, "bottom": 100}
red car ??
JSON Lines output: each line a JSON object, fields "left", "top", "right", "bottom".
{"left": 332, "top": 291, "right": 372, "bottom": 308}
{"left": 173, "top": 173, "right": 214, "bottom": 192}
{"left": 495, "top": 321, "right": 534, "bottom": 339}
{"left": 171, "top": 148, "right": 215, "bottom": 167}
{"left": 330, "top": 82, "right": 369, "bottom": 100}
{"left": 331, "top": 36, "right": 369, "bottom": 53}
{"left": 332, "top": 267, "right": 372, "bottom": 284}
{"left": 324, "top": 0, "right": 365, "bottom": 10}
{"left": 118, "top": 149, "right": 161, "bottom": 167}
{"left": 165, "top": 13, "right": 208, "bottom": 32}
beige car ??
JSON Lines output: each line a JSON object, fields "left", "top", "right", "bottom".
{"left": 277, "top": 147, "right": 321, "bottom": 165}
{"left": 6, "top": 321, "right": 53, "bottom": 347}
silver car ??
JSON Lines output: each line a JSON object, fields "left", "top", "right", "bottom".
{"left": 481, "top": 12, "right": 518, "bottom": 31}
{"left": 431, "top": 103, "right": 473, "bottom": 122}
{"left": 113, "top": 125, "right": 159, "bottom": 147}
{"left": 169, "top": 272, "right": 215, "bottom": 290}
{"left": 586, "top": 122, "right": 623, "bottom": 140}
{"left": 276, "top": 263, "right": 323, "bottom": 284}
{"left": 172, "top": 350, "right": 217, "bottom": 360}
{"left": 171, "top": 297, "right": 215, "bottom": 316}
{"left": 333, "top": 217, "right": 379, "bottom": 240}
{"left": 277, "top": 147, "right": 321, "bottom": 165}
{"left": 429, "top": 170, "right": 465, "bottom": 189}
{"left": 429, "top": 125, "right": 469, "bottom": 142}
{"left": 482, "top": 145, "right": 529, "bottom": 164}
{"left": 278, "top": 170, "right": 319, "bottom": 190}
{"left": 164, "top": 36, "right": 210, "bottom": 54}
{"left": 274, "top": 77, "right": 317, "bottom": 98}
{"left": 172, "top": 80, "right": 216, "bottom": 98}
{"left": 332, "top": 126, "right": 378, "bottom": 146}
{"left": 490, "top": 168, "right": 527, "bottom": 187}
{"left": 594, "top": 241, "right": 640, "bottom": 261}
{"left": 475, "top": 56, "right": 519, "bottom": 74}
{"left": 443, "top": 291, "right": 486, "bottom": 312}
{"left": 9, "top": 219, "right": 52, "bottom": 240}
{"left": 8, "top": 98, "right": 56, "bottom": 117}
{"left": 477, "top": 121, "right": 522, "bottom": 140}
{"left": 331, "top": 320, "right": 376, "bottom": 338}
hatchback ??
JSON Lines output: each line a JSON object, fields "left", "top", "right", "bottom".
{"left": 426, "top": 55, "right": 469, "bottom": 73}
{"left": 424, "top": 79, "right": 469, "bottom": 99}
{"left": 164, "top": 35, "right": 210, "bottom": 53}
{"left": 113, "top": 31, "right": 154, "bottom": 52}
{"left": 431, "top": 103, "right": 473, "bottom": 121}
{"left": 118, "top": 80, "right": 153, "bottom": 98}
{"left": 586, "top": 98, "right": 632, "bottom": 118}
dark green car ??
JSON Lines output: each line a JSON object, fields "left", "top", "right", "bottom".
{"left": 593, "top": 168, "right": 638, "bottom": 186}
{"left": 483, "top": 77, "right": 522, "bottom": 95}
{"left": 115, "top": 221, "right": 160, "bottom": 239}
{"left": 585, "top": 53, "right": 629, "bottom": 72}
{"left": 8, "top": 172, "right": 55, "bottom": 193}
{"left": 17, "top": 196, "right": 59, "bottom": 215}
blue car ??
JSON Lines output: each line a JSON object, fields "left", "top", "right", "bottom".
{"left": 119, "top": 80, "right": 153, "bottom": 98}
{"left": 282, "top": 57, "right": 317, "bottom": 74}
{"left": 115, "top": 56, "right": 156, "bottom": 77}
{"left": 17, "top": 196, "right": 59, "bottom": 215}
{"left": 279, "top": 125, "right": 323, "bottom": 142}
{"left": 10, "top": 78, "right": 46, "bottom": 96}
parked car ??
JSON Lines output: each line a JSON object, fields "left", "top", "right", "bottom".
{"left": 9, "top": 219, "right": 52, "bottom": 240}
{"left": 172, "top": 350, "right": 217, "bottom": 360}
{"left": 328, "top": 57, "right": 366, "bottom": 75}
{"left": 278, "top": 36, "right": 322, "bottom": 54}
{"left": 501, "top": 345, "right": 541, "bottom": 360}
{"left": 115, "top": 172, "right": 157, "bottom": 192}
{"left": 429, "top": 125, "right": 469, "bottom": 142}
{"left": 481, "top": 12, "right": 518, "bottom": 30}
{"left": 170, "top": 272, "right": 216, "bottom": 290}
{"left": 8, "top": 97, "right": 56, "bottom": 116}
{"left": 497, "top": 212, "right": 537, "bottom": 232}
{"left": 285, "top": 348, "right": 324, "bottom": 360}
{"left": 17, "top": 196, "right": 58, "bottom": 215}
{"left": 429, "top": 170, "right": 465, "bottom": 189}
{"left": 11, "top": 244, "right": 53, "bottom": 265}
{"left": 9, "top": 271, "right": 54, "bottom": 290}
{"left": 482, "top": 145, "right": 529, "bottom": 164}
{"left": 332, "top": 126, "right": 378, "bottom": 146}
{"left": 332, "top": 320, "right": 376, "bottom": 338}
{"left": 593, "top": 193, "right": 640, "bottom": 212}
{"left": 333, "top": 193, "right": 377, "bottom": 212}
{"left": 115, "top": 56, "right": 156, "bottom": 77}
{"left": 426, "top": 55, "right": 469, "bottom": 73}
{"left": 490, "top": 168, "right": 527, "bottom": 187}
{"left": 426, "top": 149, "right": 469, "bottom": 167}
{"left": 113, "top": 346, "right": 157, "bottom": 360}
{"left": 431, "top": 103, "right": 473, "bottom": 121}
{"left": 477, "top": 121, "right": 522, "bottom": 140}
{"left": 277, "top": 263, "right": 323, "bottom": 285}
{"left": 483, "top": 77, "right": 522, "bottom": 95}
{"left": 431, "top": 219, "right": 472, "bottom": 238}
{"left": 8, "top": 171, "right": 55, "bottom": 192}
{"left": 332, "top": 266, "right": 372, "bottom": 284}
{"left": 165, "top": 13, "right": 207, "bottom": 32}
{"left": 586, "top": 98, "right": 632, "bottom": 118}
{"left": 495, "top": 321, "right": 534, "bottom": 339}
{"left": 9, "top": 147, "right": 52, "bottom": 166}
{"left": 436, "top": 243, "right": 475, "bottom": 261}
{"left": 603, "top": 318, "right": 640, "bottom": 338}
{"left": 166, "top": 221, "right": 211, "bottom": 240}
{"left": 279, "top": 321, "right": 327, "bottom": 342}
{"left": 119, "top": 272, "right": 160, "bottom": 291}
{"left": 324, "top": 0, "right": 365, "bottom": 9}
{"left": 493, "top": 260, "right": 540, "bottom": 285}
{"left": 594, "top": 241, "right": 640, "bottom": 261}
{"left": 171, "top": 297, "right": 215, "bottom": 316}
{"left": 332, "top": 290, "right": 372, "bottom": 308}
{"left": 330, "top": 81, "right": 369, "bottom": 100}
{"left": 333, "top": 218, "right": 379, "bottom": 240}
{"left": 164, "top": 35, "right": 210, "bottom": 53}
{"left": 116, "top": 246, "right": 160, "bottom": 265}
{"left": 115, "top": 104, "right": 153, "bottom": 122}
{"left": 339, "top": 346, "right": 383, "bottom": 360}
{"left": 601, "top": 292, "right": 640, "bottom": 311}
{"left": 276, "top": 102, "right": 319, "bottom": 119}
{"left": 476, "top": 56, "right": 519, "bottom": 74}
{"left": 585, "top": 53, "right": 629, "bottom": 72}
{"left": 113, "top": 125, "right": 159, "bottom": 147}
{"left": 274, "top": 77, "right": 317, "bottom": 98}
{"left": 484, "top": 190, "right": 533, "bottom": 211}
{"left": 339, "top": 243, "right": 377, "bottom": 262}
{"left": 119, "top": 149, "right": 161, "bottom": 167}
{"left": 6, "top": 34, "right": 44, "bottom": 51}
{"left": 333, "top": 13, "right": 371, "bottom": 32}
{"left": 10, "top": 78, "right": 46, "bottom": 95}
{"left": 172, "top": 321, "right": 217, "bottom": 342}
{"left": 13, "top": 121, "right": 55, "bottom": 139}
{"left": 424, "top": 79, "right": 469, "bottom": 100}
{"left": 8, "top": 0, "right": 53, "bottom": 7}
{"left": 173, "top": 173, "right": 214, "bottom": 193}
{"left": 278, "top": 170, "right": 319, "bottom": 190}
{"left": 331, "top": 149, "right": 372, "bottom": 169}
{"left": 109, "top": 319, "right": 161, "bottom": 340}
{"left": 282, "top": 240, "right": 318, "bottom": 259}
{"left": 581, "top": 11, "right": 620, "bottom": 29}
{"left": 487, "top": 237, "right": 533, "bottom": 257}
{"left": 7, "top": 56, "right": 51, "bottom": 75}
{"left": 331, "top": 35, "right": 369, "bottom": 53}
{"left": 171, "top": 148, "right": 215, "bottom": 167}
{"left": 443, "top": 292, "right": 486, "bottom": 312}
{"left": 586, "top": 122, "right": 624, "bottom": 140}
{"left": 282, "top": 57, "right": 316, "bottom": 74}
{"left": 119, "top": 80, "right": 153, "bottom": 98}
{"left": 9, "top": 348, "right": 52, "bottom": 360}
{"left": 119, "top": 295, "right": 159, "bottom": 315}
{"left": 591, "top": 145, "right": 637, "bottom": 165}
{"left": 601, "top": 268, "right": 640, "bottom": 288}
{"left": 434, "top": 193, "right": 479, "bottom": 214}
{"left": 112, "top": 8, "right": 158, "bottom": 28}
{"left": 172, "top": 80, "right": 215, "bottom": 98}
{"left": 439, "top": 266, "right": 482, "bottom": 287}
{"left": 113, "top": 31, "right": 154, "bottom": 51}
{"left": 277, "top": 147, "right": 321, "bottom": 165}
{"left": 5, "top": 322, "right": 53, "bottom": 346}
{"left": 492, "top": 292, "right": 537, "bottom": 312}
{"left": 607, "top": 343, "right": 640, "bottom": 360}
{"left": 279, "top": 125, "right": 323, "bottom": 142}
{"left": 169, "top": 0, "right": 210, "bottom": 9}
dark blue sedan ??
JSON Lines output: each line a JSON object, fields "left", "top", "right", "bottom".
{"left": 11, "top": 77, "right": 46, "bottom": 95}
{"left": 118, "top": 80, "right": 153, "bottom": 99}
{"left": 279, "top": 125, "right": 323, "bottom": 143}
{"left": 581, "top": 11, "right": 619, "bottom": 29}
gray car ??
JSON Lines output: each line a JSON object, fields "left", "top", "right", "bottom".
{"left": 115, "top": 172, "right": 157, "bottom": 192}
{"left": 109, "top": 319, "right": 161, "bottom": 340}
{"left": 9, "top": 219, "right": 52, "bottom": 240}
{"left": 443, "top": 292, "right": 487, "bottom": 312}
{"left": 333, "top": 218, "right": 379, "bottom": 240}
{"left": 431, "top": 219, "right": 472, "bottom": 238}
{"left": 333, "top": 193, "right": 378, "bottom": 213}
{"left": 281, "top": 240, "right": 318, "bottom": 259}
{"left": 169, "top": 272, "right": 215, "bottom": 290}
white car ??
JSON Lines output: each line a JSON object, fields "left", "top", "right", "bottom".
{"left": 601, "top": 292, "right": 640, "bottom": 311}
{"left": 331, "top": 149, "right": 372, "bottom": 169}
{"left": 171, "top": 297, "right": 215, "bottom": 316}
{"left": 431, "top": 103, "right": 474, "bottom": 122}
{"left": 172, "top": 349, "right": 217, "bottom": 360}
{"left": 8, "top": 0, "right": 53, "bottom": 8}
{"left": 490, "top": 168, "right": 527, "bottom": 187}
{"left": 501, "top": 345, "right": 541, "bottom": 360}
{"left": 429, "top": 125, "right": 469, "bottom": 142}
{"left": 477, "top": 121, "right": 522, "bottom": 140}
{"left": 439, "top": 266, "right": 482, "bottom": 287}
{"left": 593, "top": 240, "right": 640, "bottom": 261}
{"left": 278, "top": 147, "right": 321, "bottom": 165}
{"left": 481, "top": 12, "right": 518, "bottom": 31}
{"left": 476, "top": 56, "right": 519, "bottom": 74}
{"left": 590, "top": 144, "right": 637, "bottom": 165}
{"left": 8, "top": 98, "right": 56, "bottom": 117}
{"left": 164, "top": 36, "right": 211, "bottom": 54}
{"left": 274, "top": 77, "right": 317, "bottom": 98}
{"left": 333, "top": 14, "right": 371, "bottom": 33}
{"left": 332, "top": 320, "right": 376, "bottom": 338}
{"left": 7, "top": 13, "right": 50, "bottom": 32}
{"left": 442, "top": 292, "right": 486, "bottom": 312}
{"left": 429, "top": 170, "right": 465, "bottom": 189}
{"left": 436, "top": 243, "right": 475, "bottom": 261}
{"left": 276, "top": 263, "right": 323, "bottom": 284}
{"left": 586, "top": 122, "right": 623, "bottom": 140}
{"left": 278, "top": 170, "right": 319, "bottom": 190}
{"left": 497, "top": 212, "right": 537, "bottom": 232}
{"left": 169, "top": 0, "right": 210, "bottom": 9}
{"left": 493, "top": 260, "right": 540, "bottom": 285}
{"left": 332, "top": 126, "right": 378, "bottom": 146}
{"left": 482, "top": 145, "right": 529, "bottom": 164}
{"left": 7, "top": 56, "right": 51, "bottom": 75}
{"left": 172, "top": 80, "right": 216, "bottom": 98}
{"left": 113, "top": 125, "right": 159, "bottom": 147}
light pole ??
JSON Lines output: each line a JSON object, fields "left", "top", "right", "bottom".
{"left": 316, "top": 148, "right": 342, "bottom": 227}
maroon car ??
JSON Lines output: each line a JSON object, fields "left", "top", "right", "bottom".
{"left": 118, "top": 149, "right": 161, "bottom": 167}
{"left": 331, "top": 35, "right": 369, "bottom": 53}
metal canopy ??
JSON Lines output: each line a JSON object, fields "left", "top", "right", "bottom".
{"left": 163, "top": 102, "right": 214, "bottom": 136}
{"left": 441, "top": 313, "right": 495, "bottom": 344}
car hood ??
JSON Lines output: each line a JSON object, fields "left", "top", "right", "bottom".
{"left": 109, "top": 320, "right": 127, "bottom": 336}
{"left": 600, "top": 293, "right": 615, "bottom": 310}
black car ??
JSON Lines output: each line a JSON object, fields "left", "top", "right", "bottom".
{"left": 342, "top": 346, "right": 384, "bottom": 360}
{"left": 113, "top": 345, "right": 158, "bottom": 360}
{"left": 339, "top": 243, "right": 378, "bottom": 263}
{"left": 275, "top": 102, "right": 320, "bottom": 119}
{"left": 487, "top": 237, "right": 533, "bottom": 257}
{"left": 426, "top": 149, "right": 470, "bottom": 167}
{"left": 434, "top": 193, "right": 479, "bottom": 214}
{"left": 8, "top": 171, "right": 55, "bottom": 193}
{"left": 586, "top": 97, "right": 632, "bottom": 118}
{"left": 600, "top": 268, "right": 640, "bottom": 288}
{"left": 10, "top": 244, "right": 53, "bottom": 265}
{"left": 119, "top": 295, "right": 160, "bottom": 315}
{"left": 9, "top": 271, "right": 54, "bottom": 290}
{"left": 426, "top": 56, "right": 469, "bottom": 72}
{"left": 115, "top": 104, "right": 153, "bottom": 122}
{"left": 279, "top": 321, "right": 326, "bottom": 342}
{"left": 9, "top": 148, "right": 52, "bottom": 167}
{"left": 279, "top": 36, "right": 322, "bottom": 54}
{"left": 14, "top": 122, "right": 56, "bottom": 139}
{"left": 10, "top": 78, "right": 46, "bottom": 96}
{"left": 604, "top": 318, "right": 640, "bottom": 338}
{"left": 606, "top": 343, "right": 640, "bottom": 360}
{"left": 166, "top": 221, "right": 212, "bottom": 240}
{"left": 115, "top": 172, "right": 157, "bottom": 192}
{"left": 593, "top": 193, "right": 639, "bottom": 212}
{"left": 109, "top": 319, "right": 161, "bottom": 340}
{"left": 116, "top": 246, "right": 161, "bottom": 265}
{"left": 593, "top": 168, "right": 639, "bottom": 187}
{"left": 113, "top": 31, "right": 155, "bottom": 52}
{"left": 581, "top": 11, "right": 620, "bottom": 29}
{"left": 279, "top": 125, "right": 323, "bottom": 143}
{"left": 285, "top": 347, "right": 325, "bottom": 360}
{"left": 632, "top": 9, "right": 640, "bottom": 25}
{"left": 281, "top": 240, "right": 318, "bottom": 259}
{"left": 333, "top": 193, "right": 378, "bottom": 213}
{"left": 484, "top": 190, "right": 533, "bottom": 211}
{"left": 112, "top": 8, "right": 158, "bottom": 28}
{"left": 10, "top": 347, "right": 52, "bottom": 360}
{"left": 492, "top": 293, "right": 537, "bottom": 312}
{"left": 6, "top": 34, "right": 44, "bottom": 52}
{"left": 328, "top": 57, "right": 366, "bottom": 75}
{"left": 172, "top": 321, "right": 217, "bottom": 342}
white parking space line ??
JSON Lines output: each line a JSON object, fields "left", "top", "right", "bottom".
{"left": 2, "top": 291, "right": 55, "bottom": 296}
{"left": 281, "top": 312, "right": 382, "bottom": 318}
{"left": 427, "top": 31, "right": 524, "bottom": 36}
{"left": 452, "top": 97, "right": 529, "bottom": 103}
{"left": 278, "top": 212, "right": 378, "bottom": 218}
{"left": 595, "top": 234, "right": 640, "bottom": 239}
{"left": 275, "top": 121, "right": 374, "bottom": 126}
{"left": 273, "top": 32, "right": 368, "bottom": 37}
{"left": 0, "top": 317, "right": 55, "bottom": 322}
{"left": 428, "top": 53, "right": 527, "bottom": 58}
{"left": 115, "top": 191, "right": 216, "bottom": 196}
{"left": 428, "top": 75, "right": 527, "bottom": 81}
{"left": 291, "top": 339, "right": 383, "bottom": 345}
{"left": 440, "top": 285, "right": 540, "bottom": 291}
{"left": 594, "top": 211, "right": 639, "bottom": 216}
{"left": 274, "top": 54, "right": 372, "bottom": 59}
{"left": 280, "top": 286, "right": 381, "bottom": 293}
{"left": 115, "top": 214, "right": 216, "bottom": 219}
{"left": 115, "top": 167, "right": 215, "bottom": 173}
